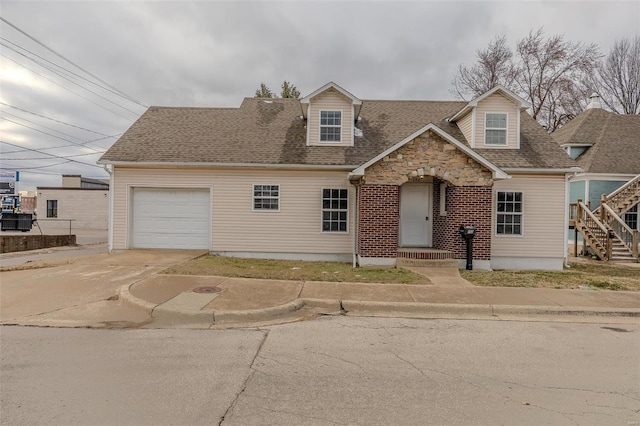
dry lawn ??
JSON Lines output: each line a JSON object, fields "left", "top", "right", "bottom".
{"left": 461, "top": 261, "right": 640, "bottom": 291}
{"left": 163, "top": 255, "right": 431, "bottom": 284}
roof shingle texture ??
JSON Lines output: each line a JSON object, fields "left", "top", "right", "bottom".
{"left": 100, "top": 97, "right": 575, "bottom": 170}
{"left": 551, "top": 108, "right": 640, "bottom": 174}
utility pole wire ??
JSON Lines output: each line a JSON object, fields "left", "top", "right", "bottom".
{"left": 0, "top": 102, "right": 111, "bottom": 136}
{"left": 0, "top": 140, "right": 104, "bottom": 168}
{"left": 1, "top": 54, "right": 136, "bottom": 121}
{"left": 0, "top": 17, "right": 148, "bottom": 107}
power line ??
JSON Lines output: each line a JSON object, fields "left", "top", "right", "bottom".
{"left": 0, "top": 140, "right": 103, "bottom": 168}
{"left": 0, "top": 17, "right": 147, "bottom": 107}
{"left": 0, "top": 133, "right": 120, "bottom": 154}
{"left": 2, "top": 151, "right": 103, "bottom": 160}
{"left": 1, "top": 117, "right": 107, "bottom": 153}
{"left": 0, "top": 37, "right": 148, "bottom": 109}
{"left": 0, "top": 109, "right": 85, "bottom": 141}
{"left": 0, "top": 102, "right": 112, "bottom": 137}
{"left": 1, "top": 54, "right": 137, "bottom": 121}
{"left": 1, "top": 51, "right": 142, "bottom": 117}
{"left": 1, "top": 159, "right": 73, "bottom": 170}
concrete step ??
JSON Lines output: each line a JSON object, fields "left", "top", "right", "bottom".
{"left": 396, "top": 258, "right": 459, "bottom": 268}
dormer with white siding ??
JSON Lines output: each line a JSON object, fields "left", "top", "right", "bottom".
{"left": 300, "top": 82, "right": 363, "bottom": 147}
{"left": 449, "top": 86, "right": 530, "bottom": 149}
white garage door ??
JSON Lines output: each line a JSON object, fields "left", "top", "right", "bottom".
{"left": 132, "top": 188, "right": 210, "bottom": 249}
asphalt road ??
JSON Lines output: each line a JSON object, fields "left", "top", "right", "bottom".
{"left": 2, "top": 318, "right": 639, "bottom": 426}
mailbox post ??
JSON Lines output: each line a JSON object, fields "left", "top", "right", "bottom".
{"left": 458, "top": 225, "right": 477, "bottom": 270}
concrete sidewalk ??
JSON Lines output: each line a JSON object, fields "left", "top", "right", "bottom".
{"left": 2, "top": 246, "right": 639, "bottom": 328}
{"left": 120, "top": 266, "right": 640, "bottom": 327}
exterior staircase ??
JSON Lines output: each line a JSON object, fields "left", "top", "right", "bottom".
{"left": 570, "top": 175, "right": 640, "bottom": 262}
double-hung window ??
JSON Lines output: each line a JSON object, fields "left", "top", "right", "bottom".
{"left": 253, "top": 185, "right": 279, "bottom": 211}
{"left": 496, "top": 191, "right": 522, "bottom": 235}
{"left": 46, "top": 200, "right": 58, "bottom": 218}
{"left": 320, "top": 111, "right": 342, "bottom": 142}
{"left": 322, "top": 189, "right": 348, "bottom": 232}
{"left": 485, "top": 113, "right": 507, "bottom": 145}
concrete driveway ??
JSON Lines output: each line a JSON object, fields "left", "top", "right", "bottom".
{"left": 0, "top": 250, "right": 206, "bottom": 327}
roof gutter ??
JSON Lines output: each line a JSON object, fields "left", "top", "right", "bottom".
{"left": 97, "top": 161, "right": 359, "bottom": 171}
{"left": 502, "top": 167, "right": 582, "bottom": 174}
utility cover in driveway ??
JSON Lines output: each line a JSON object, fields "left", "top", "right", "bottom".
{"left": 132, "top": 188, "right": 210, "bottom": 249}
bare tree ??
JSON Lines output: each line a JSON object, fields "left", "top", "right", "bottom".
{"left": 451, "top": 28, "right": 601, "bottom": 131}
{"left": 254, "top": 81, "right": 301, "bottom": 99}
{"left": 451, "top": 35, "right": 516, "bottom": 100}
{"left": 591, "top": 36, "right": 640, "bottom": 114}
{"left": 515, "top": 28, "right": 600, "bottom": 130}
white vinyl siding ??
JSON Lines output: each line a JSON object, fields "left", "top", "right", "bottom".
{"left": 457, "top": 112, "right": 473, "bottom": 146}
{"left": 111, "top": 167, "right": 353, "bottom": 255}
{"left": 307, "top": 89, "right": 353, "bottom": 147}
{"left": 475, "top": 92, "right": 519, "bottom": 149}
{"left": 492, "top": 175, "right": 566, "bottom": 258}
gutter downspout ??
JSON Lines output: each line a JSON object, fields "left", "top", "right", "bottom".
{"left": 351, "top": 181, "right": 360, "bottom": 268}
{"left": 103, "top": 165, "right": 114, "bottom": 253}
{"left": 563, "top": 172, "right": 570, "bottom": 267}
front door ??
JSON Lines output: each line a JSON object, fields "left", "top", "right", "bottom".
{"left": 400, "top": 184, "right": 432, "bottom": 247}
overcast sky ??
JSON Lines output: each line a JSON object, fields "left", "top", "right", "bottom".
{"left": 1, "top": 0, "right": 638, "bottom": 191}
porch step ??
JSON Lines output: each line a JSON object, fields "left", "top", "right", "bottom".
{"left": 396, "top": 258, "right": 459, "bottom": 268}
{"left": 396, "top": 248, "right": 456, "bottom": 268}
{"left": 397, "top": 248, "right": 453, "bottom": 260}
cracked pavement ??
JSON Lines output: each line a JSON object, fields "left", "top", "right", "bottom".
{"left": 5, "top": 317, "right": 633, "bottom": 425}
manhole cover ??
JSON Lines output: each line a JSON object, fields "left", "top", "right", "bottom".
{"left": 193, "top": 286, "right": 222, "bottom": 294}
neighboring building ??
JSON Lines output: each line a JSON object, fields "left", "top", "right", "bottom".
{"left": 553, "top": 95, "right": 640, "bottom": 233}
{"left": 99, "top": 82, "right": 578, "bottom": 270}
{"left": 18, "top": 190, "right": 37, "bottom": 214}
{"left": 37, "top": 175, "right": 109, "bottom": 229}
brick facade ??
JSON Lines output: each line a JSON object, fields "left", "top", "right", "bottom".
{"left": 358, "top": 185, "right": 399, "bottom": 258}
{"left": 434, "top": 186, "right": 492, "bottom": 260}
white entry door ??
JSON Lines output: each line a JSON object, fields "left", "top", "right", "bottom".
{"left": 400, "top": 184, "right": 432, "bottom": 247}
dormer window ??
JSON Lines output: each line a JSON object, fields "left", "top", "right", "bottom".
{"left": 320, "top": 111, "right": 342, "bottom": 142}
{"left": 485, "top": 113, "right": 507, "bottom": 145}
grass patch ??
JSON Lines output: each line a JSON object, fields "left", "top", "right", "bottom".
{"left": 162, "top": 255, "right": 431, "bottom": 284}
{"left": 461, "top": 262, "right": 640, "bottom": 291}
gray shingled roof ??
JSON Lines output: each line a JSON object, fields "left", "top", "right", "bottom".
{"left": 100, "top": 97, "right": 576, "bottom": 170}
{"left": 551, "top": 108, "right": 640, "bottom": 174}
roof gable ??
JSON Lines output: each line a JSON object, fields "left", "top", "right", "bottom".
{"left": 450, "top": 85, "right": 531, "bottom": 122}
{"left": 300, "top": 82, "right": 362, "bottom": 119}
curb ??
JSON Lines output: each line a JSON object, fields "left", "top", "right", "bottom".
{"left": 117, "top": 283, "right": 640, "bottom": 326}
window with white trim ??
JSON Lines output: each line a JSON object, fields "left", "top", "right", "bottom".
{"left": 496, "top": 191, "right": 522, "bottom": 235}
{"left": 253, "top": 185, "right": 279, "bottom": 210}
{"left": 322, "top": 188, "right": 348, "bottom": 232}
{"left": 320, "top": 111, "right": 342, "bottom": 142}
{"left": 485, "top": 113, "right": 507, "bottom": 145}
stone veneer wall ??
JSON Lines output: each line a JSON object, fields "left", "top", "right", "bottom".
{"left": 437, "top": 186, "right": 492, "bottom": 260}
{"left": 364, "top": 132, "right": 493, "bottom": 186}
{"left": 358, "top": 185, "right": 399, "bottom": 258}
